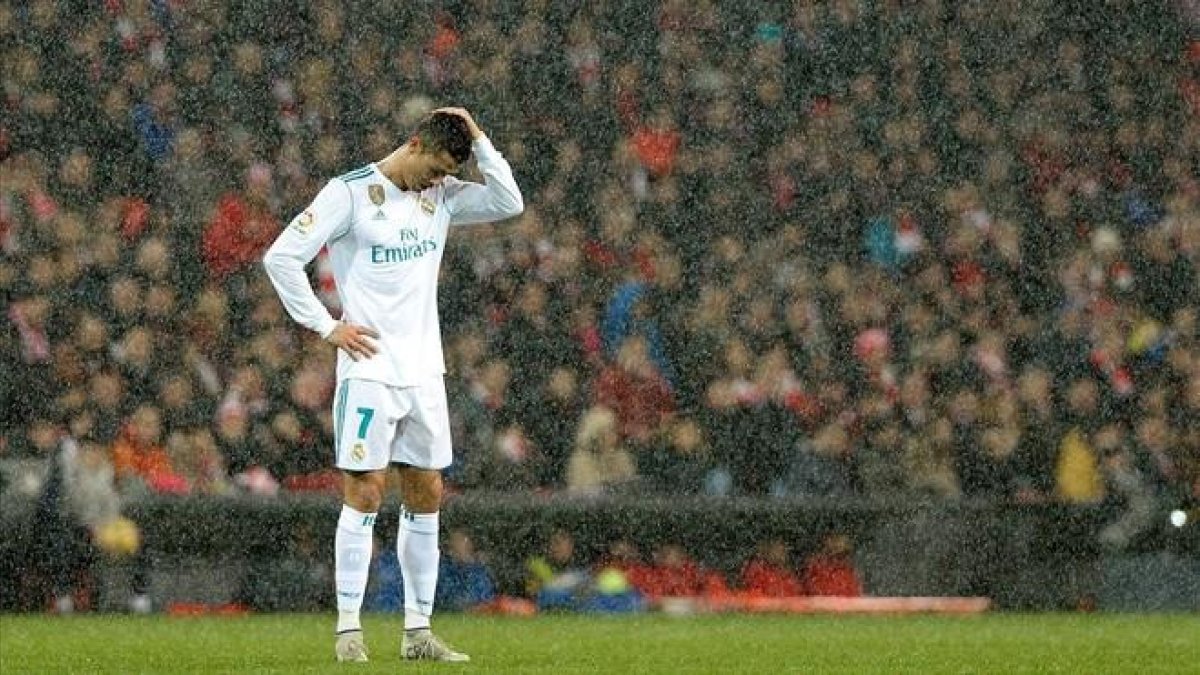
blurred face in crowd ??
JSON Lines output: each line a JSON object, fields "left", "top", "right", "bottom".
{"left": 28, "top": 256, "right": 57, "bottom": 292}
{"left": 480, "top": 360, "right": 511, "bottom": 397}
{"left": 232, "top": 42, "right": 264, "bottom": 78}
{"left": 1092, "top": 424, "right": 1125, "bottom": 456}
{"left": 166, "top": 430, "right": 192, "bottom": 464}
{"left": 1173, "top": 308, "right": 1196, "bottom": 339}
{"left": 54, "top": 344, "right": 86, "bottom": 385}
{"left": 655, "top": 544, "right": 688, "bottom": 569}
{"left": 670, "top": 419, "right": 703, "bottom": 454}
{"left": 447, "top": 530, "right": 476, "bottom": 562}
{"left": 1136, "top": 417, "right": 1171, "bottom": 451}
{"left": 109, "top": 276, "right": 143, "bottom": 319}
{"left": 144, "top": 285, "right": 177, "bottom": 325}
{"left": 928, "top": 331, "right": 962, "bottom": 367}
{"left": 517, "top": 282, "right": 547, "bottom": 318}
{"left": 59, "top": 149, "right": 93, "bottom": 193}
{"left": 760, "top": 539, "right": 790, "bottom": 567}
{"left": 120, "top": 328, "right": 154, "bottom": 368}
{"left": 722, "top": 338, "right": 752, "bottom": 378}
{"left": 131, "top": 406, "right": 162, "bottom": 446}
{"left": 982, "top": 427, "right": 1019, "bottom": 460}
{"left": 822, "top": 534, "right": 853, "bottom": 558}
{"left": 451, "top": 330, "right": 486, "bottom": 371}
{"left": 949, "top": 389, "right": 979, "bottom": 424}
{"left": 754, "top": 346, "right": 792, "bottom": 390}
{"left": 546, "top": 367, "right": 577, "bottom": 401}
{"left": 160, "top": 375, "right": 194, "bottom": 411}
{"left": 616, "top": 336, "right": 653, "bottom": 375}
{"left": 68, "top": 410, "right": 96, "bottom": 442}
{"left": 813, "top": 424, "right": 850, "bottom": 458}
{"left": 232, "top": 364, "right": 265, "bottom": 398}
{"left": 54, "top": 208, "right": 85, "bottom": 248}
{"left": 900, "top": 371, "right": 929, "bottom": 411}
{"left": 1186, "top": 374, "right": 1200, "bottom": 412}
{"left": 272, "top": 411, "right": 302, "bottom": 443}
{"left": 1018, "top": 368, "right": 1052, "bottom": 407}
{"left": 28, "top": 419, "right": 59, "bottom": 453}
{"left": 250, "top": 334, "right": 287, "bottom": 372}
{"left": 217, "top": 406, "right": 249, "bottom": 440}
{"left": 88, "top": 232, "right": 122, "bottom": 271}
{"left": 1066, "top": 379, "right": 1099, "bottom": 416}
{"left": 549, "top": 530, "right": 574, "bottom": 564}
{"left": 313, "top": 135, "right": 345, "bottom": 174}
{"left": 16, "top": 294, "right": 50, "bottom": 325}
{"left": 91, "top": 372, "right": 124, "bottom": 410}
{"left": 136, "top": 237, "right": 171, "bottom": 281}
{"left": 743, "top": 297, "right": 777, "bottom": 336}
{"left": 290, "top": 365, "right": 329, "bottom": 411}
{"left": 607, "top": 539, "right": 639, "bottom": 564}
{"left": 597, "top": 416, "right": 620, "bottom": 451}
{"left": 694, "top": 285, "right": 731, "bottom": 327}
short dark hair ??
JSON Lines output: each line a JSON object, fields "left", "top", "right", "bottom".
{"left": 415, "top": 112, "right": 473, "bottom": 164}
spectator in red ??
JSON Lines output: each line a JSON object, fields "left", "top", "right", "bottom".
{"left": 202, "top": 162, "right": 280, "bottom": 282}
{"left": 111, "top": 404, "right": 188, "bottom": 494}
{"left": 594, "top": 335, "right": 675, "bottom": 444}
{"left": 740, "top": 539, "right": 802, "bottom": 597}
{"left": 630, "top": 107, "right": 682, "bottom": 178}
{"left": 801, "top": 534, "right": 864, "bottom": 597}
{"left": 594, "top": 539, "right": 655, "bottom": 590}
{"left": 631, "top": 543, "right": 728, "bottom": 601}
{"left": 424, "top": 11, "right": 461, "bottom": 88}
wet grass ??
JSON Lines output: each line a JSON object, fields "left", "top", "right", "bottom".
{"left": 1, "top": 612, "right": 1197, "bottom": 673}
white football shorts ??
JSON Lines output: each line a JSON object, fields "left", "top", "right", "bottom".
{"left": 332, "top": 376, "right": 453, "bottom": 471}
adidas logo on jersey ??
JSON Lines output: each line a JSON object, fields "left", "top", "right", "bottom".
{"left": 373, "top": 209, "right": 387, "bottom": 220}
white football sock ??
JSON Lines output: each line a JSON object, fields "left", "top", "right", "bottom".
{"left": 335, "top": 504, "right": 376, "bottom": 633}
{"left": 398, "top": 508, "right": 440, "bottom": 631}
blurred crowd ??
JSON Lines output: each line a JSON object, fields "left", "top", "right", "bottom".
{"left": 2, "top": 0, "right": 1198, "bottom": 533}
{"left": 364, "top": 527, "right": 862, "bottom": 615}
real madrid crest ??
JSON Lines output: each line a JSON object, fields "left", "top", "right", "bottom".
{"left": 419, "top": 196, "right": 436, "bottom": 215}
{"left": 351, "top": 443, "right": 366, "bottom": 462}
{"left": 368, "top": 184, "right": 385, "bottom": 206}
{"left": 291, "top": 209, "right": 315, "bottom": 234}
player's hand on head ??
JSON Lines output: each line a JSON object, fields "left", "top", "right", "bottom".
{"left": 433, "top": 107, "right": 483, "bottom": 140}
{"left": 326, "top": 322, "right": 380, "bottom": 361}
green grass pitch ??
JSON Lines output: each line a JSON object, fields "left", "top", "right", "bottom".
{"left": 2, "top": 613, "right": 1197, "bottom": 673}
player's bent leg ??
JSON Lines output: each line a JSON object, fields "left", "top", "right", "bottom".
{"left": 334, "top": 470, "right": 385, "bottom": 663}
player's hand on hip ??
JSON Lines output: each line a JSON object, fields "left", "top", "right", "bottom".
{"left": 326, "top": 322, "right": 380, "bottom": 361}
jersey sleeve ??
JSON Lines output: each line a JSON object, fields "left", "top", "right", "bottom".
{"left": 444, "top": 136, "right": 525, "bottom": 226}
{"left": 262, "top": 179, "right": 353, "bottom": 338}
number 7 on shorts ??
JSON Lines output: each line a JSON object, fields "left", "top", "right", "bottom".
{"left": 355, "top": 407, "right": 375, "bottom": 439}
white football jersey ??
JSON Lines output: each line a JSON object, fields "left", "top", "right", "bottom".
{"left": 264, "top": 136, "right": 523, "bottom": 386}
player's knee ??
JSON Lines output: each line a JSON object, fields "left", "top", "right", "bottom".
{"left": 401, "top": 470, "right": 443, "bottom": 512}
{"left": 348, "top": 487, "right": 383, "bottom": 513}
{"left": 343, "top": 472, "right": 386, "bottom": 512}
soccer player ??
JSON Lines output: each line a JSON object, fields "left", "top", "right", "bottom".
{"left": 263, "top": 108, "right": 523, "bottom": 663}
